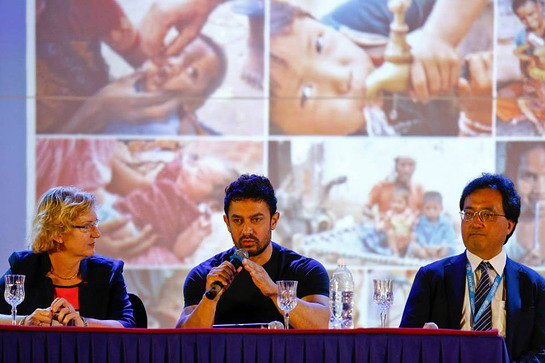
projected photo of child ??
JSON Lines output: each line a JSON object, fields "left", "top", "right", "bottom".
{"left": 101, "top": 34, "right": 228, "bottom": 135}
{"left": 35, "top": 0, "right": 264, "bottom": 136}
{"left": 496, "top": 0, "right": 545, "bottom": 136}
{"left": 411, "top": 191, "right": 457, "bottom": 260}
{"left": 497, "top": 141, "right": 545, "bottom": 266}
{"left": 268, "top": 138, "right": 492, "bottom": 266}
{"left": 35, "top": 138, "right": 263, "bottom": 266}
{"left": 268, "top": 0, "right": 493, "bottom": 136}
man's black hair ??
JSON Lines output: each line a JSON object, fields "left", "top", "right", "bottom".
{"left": 459, "top": 173, "right": 521, "bottom": 243}
{"left": 224, "top": 174, "right": 277, "bottom": 216}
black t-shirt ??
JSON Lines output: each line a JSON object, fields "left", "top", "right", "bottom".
{"left": 183, "top": 242, "right": 329, "bottom": 325}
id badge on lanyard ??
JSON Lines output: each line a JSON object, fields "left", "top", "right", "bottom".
{"left": 465, "top": 261, "right": 503, "bottom": 325}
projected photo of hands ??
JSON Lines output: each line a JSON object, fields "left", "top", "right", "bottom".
{"left": 35, "top": 0, "right": 264, "bottom": 136}
{"left": 269, "top": 0, "right": 493, "bottom": 136}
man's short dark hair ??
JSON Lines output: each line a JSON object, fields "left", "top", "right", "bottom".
{"left": 459, "top": 173, "right": 521, "bottom": 243}
{"left": 224, "top": 174, "right": 277, "bottom": 216}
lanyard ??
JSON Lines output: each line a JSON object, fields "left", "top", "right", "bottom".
{"left": 466, "top": 261, "right": 503, "bottom": 325}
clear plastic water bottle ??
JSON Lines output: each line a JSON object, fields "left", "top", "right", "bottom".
{"left": 329, "top": 259, "right": 354, "bottom": 329}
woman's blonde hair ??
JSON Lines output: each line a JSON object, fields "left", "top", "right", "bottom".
{"left": 29, "top": 186, "right": 97, "bottom": 253}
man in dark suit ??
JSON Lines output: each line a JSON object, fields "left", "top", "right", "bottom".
{"left": 400, "top": 173, "right": 545, "bottom": 362}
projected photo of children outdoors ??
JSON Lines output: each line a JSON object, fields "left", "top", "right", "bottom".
{"left": 268, "top": 138, "right": 492, "bottom": 267}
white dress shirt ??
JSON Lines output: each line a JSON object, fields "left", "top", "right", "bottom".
{"left": 460, "top": 249, "right": 506, "bottom": 337}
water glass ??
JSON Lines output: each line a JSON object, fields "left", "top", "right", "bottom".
{"left": 4, "top": 274, "right": 25, "bottom": 325}
{"left": 277, "top": 280, "right": 298, "bottom": 329}
{"left": 373, "top": 279, "right": 393, "bottom": 328}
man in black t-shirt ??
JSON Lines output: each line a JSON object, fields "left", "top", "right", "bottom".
{"left": 176, "top": 174, "right": 329, "bottom": 328}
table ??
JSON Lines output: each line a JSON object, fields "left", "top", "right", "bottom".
{"left": 0, "top": 326, "right": 509, "bottom": 363}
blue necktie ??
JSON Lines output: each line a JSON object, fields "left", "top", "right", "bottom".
{"left": 473, "top": 261, "right": 493, "bottom": 331}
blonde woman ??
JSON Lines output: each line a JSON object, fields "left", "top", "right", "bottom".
{"left": 0, "top": 186, "right": 135, "bottom": 327}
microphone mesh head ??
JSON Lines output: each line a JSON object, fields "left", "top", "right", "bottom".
{"left": 235, "top": 248, "right": 249, "bottom": 259}
{"left": 231, "top": 248, "right": 248, "bottom": 269}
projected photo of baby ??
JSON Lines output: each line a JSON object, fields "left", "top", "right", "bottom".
{"left": 35, "top": 0, "right": 264, "bottom": 136}
{"left": 268, "top": 138, "right": 494, "bottom": 267}
{"left": 35, "top": 138, "right": 264, "bottom": 266}
{"left": 268, "top": 0, "right": 493, "bottom": 136}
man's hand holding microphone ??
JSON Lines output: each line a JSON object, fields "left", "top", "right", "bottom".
{"left": 205, "top": 249, "right": 248, "bottom": 300}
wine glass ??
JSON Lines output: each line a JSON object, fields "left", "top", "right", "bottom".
{"left": 4, "top": 274, "right": 25, "bottom": 325}
{"left": 373, "top": 279, "right": 393, "bottom": 328}
{"left": 277, "top": 280, "right": 298, "bottom": 329}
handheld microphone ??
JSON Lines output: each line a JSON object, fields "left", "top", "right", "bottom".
{"left": 205, "top": 248, "right": 248, "bottom": 300}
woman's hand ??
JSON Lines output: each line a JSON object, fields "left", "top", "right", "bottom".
{"left": 20, "top": 308, "right": 54, "bottom": 326}
{"left": 50, "top": 298, "right": 85, "bottom": 327}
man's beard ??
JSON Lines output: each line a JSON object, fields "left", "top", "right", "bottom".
{"left": 234, "top": 230, "right": 272, "bottom": 257}
{"left": 247, "top": 239, "right": 270, "bottom": 257}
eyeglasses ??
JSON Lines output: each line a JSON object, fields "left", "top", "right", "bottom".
{"left": 459, "top": 210, "right": 505, "bottom": 223}
{"left": 71, "top": 220, "right": 99, "bottom": 233}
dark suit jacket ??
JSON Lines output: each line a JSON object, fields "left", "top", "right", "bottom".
{"left": 0, "top": 251, "right": 135, "bottom": 327}
{"left": 400, "top": 252, "right": 545, "bottom": 362}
